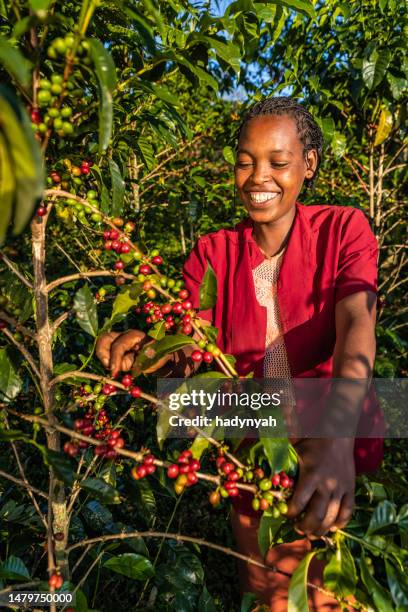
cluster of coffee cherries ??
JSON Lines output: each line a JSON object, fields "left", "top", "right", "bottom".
{"left": 130, "top": 454, "right": 157, "bottom": 480}
{"left": 32, "top": 73, "right": 76, "bottom": 137}
{"left": 251, "top": 470, "right": 294, "bottom": 515}
{"left": 136, "top": 288, "right": 195, "bottom": 333}
{"left": 166, "top": 450, "right": 201, "bottom": 494}
{"left": 64, "top": 403, "right": 125, "bottom": 460}
{"left": 48, "top": 572, "right": 63, "bottom": 589}
{"left": 63, "top": 381, "right": 141, "bottom": 459}
{"left": 214, "top": 454, "right": 243, "bottom": 499}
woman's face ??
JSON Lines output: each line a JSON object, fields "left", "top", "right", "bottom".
{"left": 234, "top": 114, "right": 317, "bottom": 224}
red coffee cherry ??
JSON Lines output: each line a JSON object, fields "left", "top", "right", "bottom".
{"left": 228, "top": 487, "right": 239, "bottom": 497}
{"left": 103, "top": 230, "right": 111, "bottom": 240}
{"left": 178, "top": 289, "right": 190, "bottom": 299}
{"left": 280, "top": 475, "right": 290, "bottom": 488}
{"left": 272, "top": 474, "right": 280, "bottom": 487}
{"left": 182, "top": 324, "right": 193, "bottom": 335}
{"left": 151, "top": 255, "right": 163, "bottom": 265}
{"left": 203, "top": 352, "right": 213, "bottom": 364}
{"left": 161, "top": 303, "right": 172, "bottom": 314}
{"left": 181, "top": 300, "right": 192, "bottom": 311}
{"left": 172, "top": 302, "right": 183, "bottom": 314}
{"left": 191, "top": 350, "right": 203, "bottom": 363}
{"left": 110, "top": 229, "right": 119, "bottom": 240}
{"left": 222, "top": 462, "right": 234, "bottom": 475}
{"left": 189, "top": 459, "right": 200, "bottom": 472}
{"left": 121, "top": 374, "right": 133, "bottom": 388}
{"left": 120, "top": 243, "right": 131, "bottom": 254}
{"left": 139, "top": 264, "right": 152, "bottom": 275}
{"left": 129, "top": 386, "right": 141, "bottom": 398}
{"left": 36, "top": 206, "right": 47, "bottom": 217}
{"left": 216, "top": 456, "right": 226, "bottom": 469}
{"left": 114, "top": 261, "right": 124, "bottom": 270}
{"left": 167, "top": 464, "right": 179, "bottom": 479}
{"left": 144, "top": 454, "right": 155, "bottom": 465}
{"left": 227, "top": 470, "right": 239, "bottom": 482}
{"left": 187, "top": 471, "right": 198, "bottom": 485}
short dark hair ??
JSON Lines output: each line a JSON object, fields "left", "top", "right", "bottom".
{"left": 236, "top": 97, "right": 324, "bottom": 190}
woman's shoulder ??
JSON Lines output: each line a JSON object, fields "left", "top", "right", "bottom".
{"left": 298, "top": 203, "right": 373, "bottom": 238}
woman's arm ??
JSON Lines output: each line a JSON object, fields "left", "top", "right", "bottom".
{"left": 287, "top": 290, "right": 377, "bottom": 536}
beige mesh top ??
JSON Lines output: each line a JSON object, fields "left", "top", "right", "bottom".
{"left": 252, "top": 250, "right": 292, "bottom": 378}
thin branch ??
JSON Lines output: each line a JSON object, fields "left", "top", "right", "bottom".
{"left": 343, "top": 156, "right": 370, "bottom": 196}
{"left": 65, "top": 531, "right": 352, "bottom": 606}
{"left": 2, "top": 327, "right": 40, "bottom": 378}
{"left": 0, "top": 468, "right": 48, "bottom": 499}
{"left": 0, "top": 581, "right": 42, "bottom": 596}
{"left": 0, "top": 310, "right": 36, "bottom": 339}
{"left": 5, "top": 416, "right": 48, "bottom": 529}
{"left": 5, "top": 406, "right": 262, "bottom": 495}
{"left": 0, "top": 252, "right": 33, "bottom": 289}
{"left": 46, "top": 270, "right": 136, "bottom": 293}
{"left": 381, "top": 162, "right": 406, "bottom": 178}
{"left": 51, "top": 309, "right": 73, "bottom": 334}
{"left": 384, "top": 142, "right": 407, "bottom": 172}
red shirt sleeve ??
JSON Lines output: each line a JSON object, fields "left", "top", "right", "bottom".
{"left": 182, "top": 238, "right": 213, "bottom": 322}
{"left": 335, "top": 209, "right": 378, "bottom": 303}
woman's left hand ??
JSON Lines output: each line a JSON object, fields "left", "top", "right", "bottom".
{"left": 286, "top": 438, "right": 355, "bottom": 537}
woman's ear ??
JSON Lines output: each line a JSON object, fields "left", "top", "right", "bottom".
{"left": 305, "top": 149, "right": 318, "bottom": 178}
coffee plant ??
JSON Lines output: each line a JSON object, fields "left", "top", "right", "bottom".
{"left": 0, "top": 1, "right": 407, "bottom": 610}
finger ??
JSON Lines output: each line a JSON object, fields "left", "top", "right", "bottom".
{"left": 110, "top": 331, "right": 145, "bottom": 376}
{"left": 330, "top": 492, "right": 354, "bottom": 531}
{"left": 313, "top": 494, "right": 342, "bottom": 536}
{"left": 95, "top": 332, "right": 121, "bottom": 369}
{"left": 286, "top": 476, "right": 316, "bottom": 519}
{"left": 295, "top": 489, "right": 331, "bottom": 535}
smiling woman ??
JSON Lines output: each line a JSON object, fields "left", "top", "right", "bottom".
{"left": 96, "top": 96, "right": 382, "bottom": 609}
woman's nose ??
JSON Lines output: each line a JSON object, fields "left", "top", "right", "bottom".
{"left": 250, "top": 162, "right": 272, "bottom": 184}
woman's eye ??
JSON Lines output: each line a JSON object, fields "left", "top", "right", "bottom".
{"left": 271, "top": 162, "right": 288, "bottom": 168}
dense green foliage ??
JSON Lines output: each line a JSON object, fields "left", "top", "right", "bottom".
{"left": 0, "top": 0, "right": 407, "bottom": 610}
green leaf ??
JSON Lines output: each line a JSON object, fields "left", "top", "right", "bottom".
{"left": 259, "top": 438, "right": 289, "bottom": 473}
{"left": 0, "top": 427, "right": 27, "bottom": 441}
{"left": 360, "top": 555, "right": 394, "bottom": 611}
{"left": 331, "top": 132, "right": 347, "bottom": 159}
{"left": 148, "top": 320, "right": 167, "bottom": 340}
{"left": 0, "top": 133, "right": 14, "bottom": 245}
{"left": 367, "top": 500, "right": 397, "bottom": 535}
{"left": 374, "top": 107, "right": 393, "bottom": 146}
{"left": 386, "top": 560, "right": 408, "bottom": 607}
{"left": 42, "top": 448, "right": 76, "bottom": 485}
{"left": 222, "top": 145, "right": 236, "bottom": 165}
{"left": 111, "top": 283, "right": 142, "bottom": 319}
{"left": 323, "top": 538, "right": 357, "bottom": 598}
{"left": 73, "top": 284, "right": 98, "bottom": 337}
{"left": 0, "top": 86, "right": 44, "bottom": 239}
{"left": 269, "top": 0, "right": 316, "bottom": 19}
{"left": 398, "top": 504, "right": 408, "bottom": 533}
{"left": 241, "top": 593, "right": 258, "bottom": 612}
{"left": 0, "top": 556, "right": 30, "bottom": 580}
{"left": 109, "top": 159, "right": 125, "bottom": 216}
{"left": 137, "top": 135, "right": 155, "bottom": 170}
{"left": 88, "top": 39, "right": 116, "bottom": 153}
{"left": 258, "top": 510, "right": 285, "bottom": 556}
{"left": 362, "top": 48, "right": 391, "bottom": 90}
{"left": 29, "top": 0, "right": 52, "bottom": 10}
{"left": 198, "top": 586, "right": 217, "bottom": 611}
{"left": 0, "top": 37, "right": 31, "bottom": 89}
{"left": 80, "top": 477, "right": 121, "bottom": 504}
{"left": 0, "top": 348, "right": 22, "bottom": 401}
{"left": 104, "top": 553, "right": 154, "bottom": 580}
{"left": 189, "top": 437, "right": 210, "bottom": 460}
{"left": 134, "top": 334, "right": 195, "bottom": 373}
{"left": 205, "top": 36, "right": 241, "bottom": 74}
{"left": 288, "top": 551, "right": 317, "bottom": 612}
{"left": 199, "top": 261, "right": 217, "bottom": 310}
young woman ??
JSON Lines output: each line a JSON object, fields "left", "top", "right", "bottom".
{"left": 96, "top": 97, "right": 383, "bottom": 609}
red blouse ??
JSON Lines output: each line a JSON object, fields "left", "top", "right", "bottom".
{"left": 183, "top": 203, "right": 384, "bottom": 472}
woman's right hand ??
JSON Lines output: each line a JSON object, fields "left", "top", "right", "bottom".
{"left": 96, "top": 329, "right": 172, "bottom": 377}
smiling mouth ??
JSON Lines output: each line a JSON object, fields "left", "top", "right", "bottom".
{"left": 247, "top": 192, "right": 280, "bottom": 205}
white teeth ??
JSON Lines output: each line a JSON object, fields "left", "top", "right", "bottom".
{"left": 249, "top": 192, "right": 279, "bottom": 203}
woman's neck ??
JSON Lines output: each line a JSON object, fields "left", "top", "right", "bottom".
{"left": 252, "top": 205, "right": 296, "bottom": 257}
